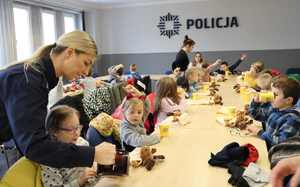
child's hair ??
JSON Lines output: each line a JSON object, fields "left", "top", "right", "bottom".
{"left": 257, "top": 73, "right": 272, "bottom": 90}
{"left": 155, "top": 77, "right": 181, "bottom": 111}
{"left": 272, "top": 78, "right": 300, "bottom": 105}
{"left": 176, "top": 76, "right": 190, "bottom": 92}
{"left": 252, "top": 61, "right": 264, "bottom": 73}
{"left": 46, "top": 105, "right": 80, "bottom": 135}
{"left": 271, "top": 75, "right": 289, "bottom": 85}
{"left": 182, "top": 35, "right": 195, "bottom": 48}
{"left": 122, "top": 97, "right": 144, "bottom": 113}
{"left": 192, "top": 52, "right": 203, "bottom": 65}
{"left": 221, "top": 61, "right": 229, "bottom": 66}
{"left": 130, "top": 64, "right": 137, "bottom": 72}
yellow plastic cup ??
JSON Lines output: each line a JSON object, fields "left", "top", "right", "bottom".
{"left": 259, "top": 91, "right": 274, "bottom": 103}
{"left": 240, "top": 87, "right": 247, "bottom": 95}
{"left": 203, "top": 84, "right": 209, "bottom": 91}
{"left": 241, "top": 91, "right": 255, "bottom": 105}
{"left": 192, "top": 93, "right": 202, "bottom": 100}
{"left": 159, "top": 124, "right": 170, "bottom": 138}
{"left": 226, "top": 106, "right": 236, "bottom": 116}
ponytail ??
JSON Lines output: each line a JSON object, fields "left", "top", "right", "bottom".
{"left": 182, "top": 35, "right": 195, "bottom": 47}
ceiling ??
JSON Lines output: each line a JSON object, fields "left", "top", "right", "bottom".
{"left": 72, "top": 0, "right": 208, "bottom": 9}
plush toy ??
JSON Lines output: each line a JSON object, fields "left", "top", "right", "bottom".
{"left": 225, "top": 110, "right": 253, "bottom": 130}
{"left": 233, "top": 84, "right": 241, "bottom": 93}
{"left": 209, "top": 94, "right": 223, "bottom": 105}
{"left": 130, "top": 147, "right": 165, "bottom": 171}
{"left": 89, "top": 112, "right": 121, "bottom": 142}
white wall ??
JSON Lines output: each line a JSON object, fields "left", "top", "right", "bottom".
{"left": 89, "top": 0, "right": 300, "bottom": 54}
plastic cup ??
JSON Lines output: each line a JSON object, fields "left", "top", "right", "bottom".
{"left": 159, "top": 124, "right": 170, "bottom": 138}
{"left": 259, "top": 91, "right": 274, "bottom": 103}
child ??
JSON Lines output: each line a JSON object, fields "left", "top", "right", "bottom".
{"left": 256, "top": 72, "right": 273, "bottom": 91}
{"left": 246, "top": 78, "right": 300, "bottom": 148}
{"left": 185, "top": 67, "right": 201, "bottom": 95}
{"left": 169, "top": 67, "right": 182, "bottom": 80}
{"left": 120, "top": 97, "right": 160, "bottom": 151}
{"left": 214, "top": 53, "right": 247, "bottom": 75}
{"left": 155, "top": 77, "right": 186, "bottom": 123}
{"left": 200, "top": 59, "right": 221, "bottom": 82}
{"left": 243, "top": 61, "right": 265, "bottom": 88}
{"left": 188, "top": 52, "right": 203, "bottom": 69}
{"left": 41, "top": 105, "right": 98, "bottom": 187}
{"left": 128, "top": 64, "right": 142, "bottom": 80}
{"left": 108, "top": 64, "right": 125, "bottom": 84}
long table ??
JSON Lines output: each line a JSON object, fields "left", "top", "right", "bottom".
{"left": 95, "top": 76, "right": 270, "bottom": 187}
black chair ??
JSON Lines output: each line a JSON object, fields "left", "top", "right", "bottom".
{"left": 52, "top": 93, "right": 90, "bottom": 138}
{"left": 286, "top": 68, "right": 300, "bottom": 75}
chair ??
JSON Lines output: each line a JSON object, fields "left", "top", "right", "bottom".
{"left": 0, "top": 157, "right": 42, "bottom": 187}
{"left": 286, "top": 68, "right": 300, "bottom": 75}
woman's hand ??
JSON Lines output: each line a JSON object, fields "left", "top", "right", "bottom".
{"left": 94, "top": 142, "right": 116, "bottom": 165}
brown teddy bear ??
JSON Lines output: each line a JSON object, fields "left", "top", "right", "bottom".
{"left": 209, "top": 94, "right": 223, "bottom": 105}
{"left": 225, "top": 110, "right": 253, "bottom": 130}
{"left": 131, "top": 147, "right": 165, "bottom": 171}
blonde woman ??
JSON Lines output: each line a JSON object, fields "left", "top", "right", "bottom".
{"left": 0, "top": 31, "right": 116, "bottom": 169}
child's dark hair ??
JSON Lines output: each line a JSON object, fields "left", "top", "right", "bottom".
{"left": 272, "top": 78, "right": 300, "bottom": 105}
{"left": 221, "top": 61, "right": 229, "bottom": 66}
{"left": 46, "top": 105, "right": 80, "bottom": 135}
{"left": 182, "top": 35, "right": 195, "bottom": 48}
{"left": 176, "top": 76, "right": 190, "bottom": 92}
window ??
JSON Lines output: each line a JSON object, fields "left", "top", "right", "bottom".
{"left": 41, "top": 10, "right": 56, "bottom": 45}
{"left": 13, "top": 5, "right": 32, "bottom": 61}
{"left": 64, "top": 13, "right": 76, "bottom": 33}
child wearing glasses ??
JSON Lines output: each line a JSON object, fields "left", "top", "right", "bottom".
{"left": 41, "top": 105, "right": 99, "bottom": 187}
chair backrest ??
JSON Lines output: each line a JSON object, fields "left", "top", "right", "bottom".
{"left": 0, "top": 157, "right": 43, "bottom": 187}
{"left": 286, "top": 68, "right": 300, "bottom": 75}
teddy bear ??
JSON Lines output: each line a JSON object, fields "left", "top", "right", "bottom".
{"left": 225, "top": 110, "right": 253, "bottom": 130}
{"left": 130, "top": 147, "right": 165, "bottom": 171}
{"left": 233, "top": 84, "right": 241, "bottom": 93}
{"left": 209, "top": 94, "right": 223, "bottom": 105}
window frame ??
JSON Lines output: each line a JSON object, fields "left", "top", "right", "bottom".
{"left": 13, "top": 3, "right": 33, "bottom": 61}
{"left": 40, "top": 8, "right": 57, "bottom": 45}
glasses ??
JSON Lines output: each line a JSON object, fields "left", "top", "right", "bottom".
{"left": 59, "top": 125, "right": 83, "bottom": 133}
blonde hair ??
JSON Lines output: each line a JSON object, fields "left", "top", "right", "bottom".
{"left": 155, "top": 77, "right": 181, "bottom": 111}
{"left": 252, "top": 61, "right": 264, "bottom": 73}
{"left": 257, "top": 73, "right": 272, "bottom": 90}
{"left": 4, "top": 31, "right": 98, "bottom": 69}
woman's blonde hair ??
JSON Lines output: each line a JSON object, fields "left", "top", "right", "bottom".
{"left": 155, "top": 77, "right": 181, "bottom": 112}
{"left": 5, "top": 30, "right": 98, "bottom": 69}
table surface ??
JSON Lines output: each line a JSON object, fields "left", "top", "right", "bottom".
{"left": 95, "top": 76, "right": 270, "bottom": 187}
{"left": 97, "top": 74, "right": 167, "bottom": 81}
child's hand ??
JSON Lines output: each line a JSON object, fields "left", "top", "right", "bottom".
{"left": 246, "top": 125, "right": 261, "bottom": 135}
{"left": 215, "top": 59, "right": 222, "bottom": 64}
{"left": 78, "top": 168, "right": 97, "bottom": 186}
{"left": 240, "top": 53, "right": 247, "bottom": 61}
{"left": 253, "top": 93, "right": 260, "bottom": 103}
